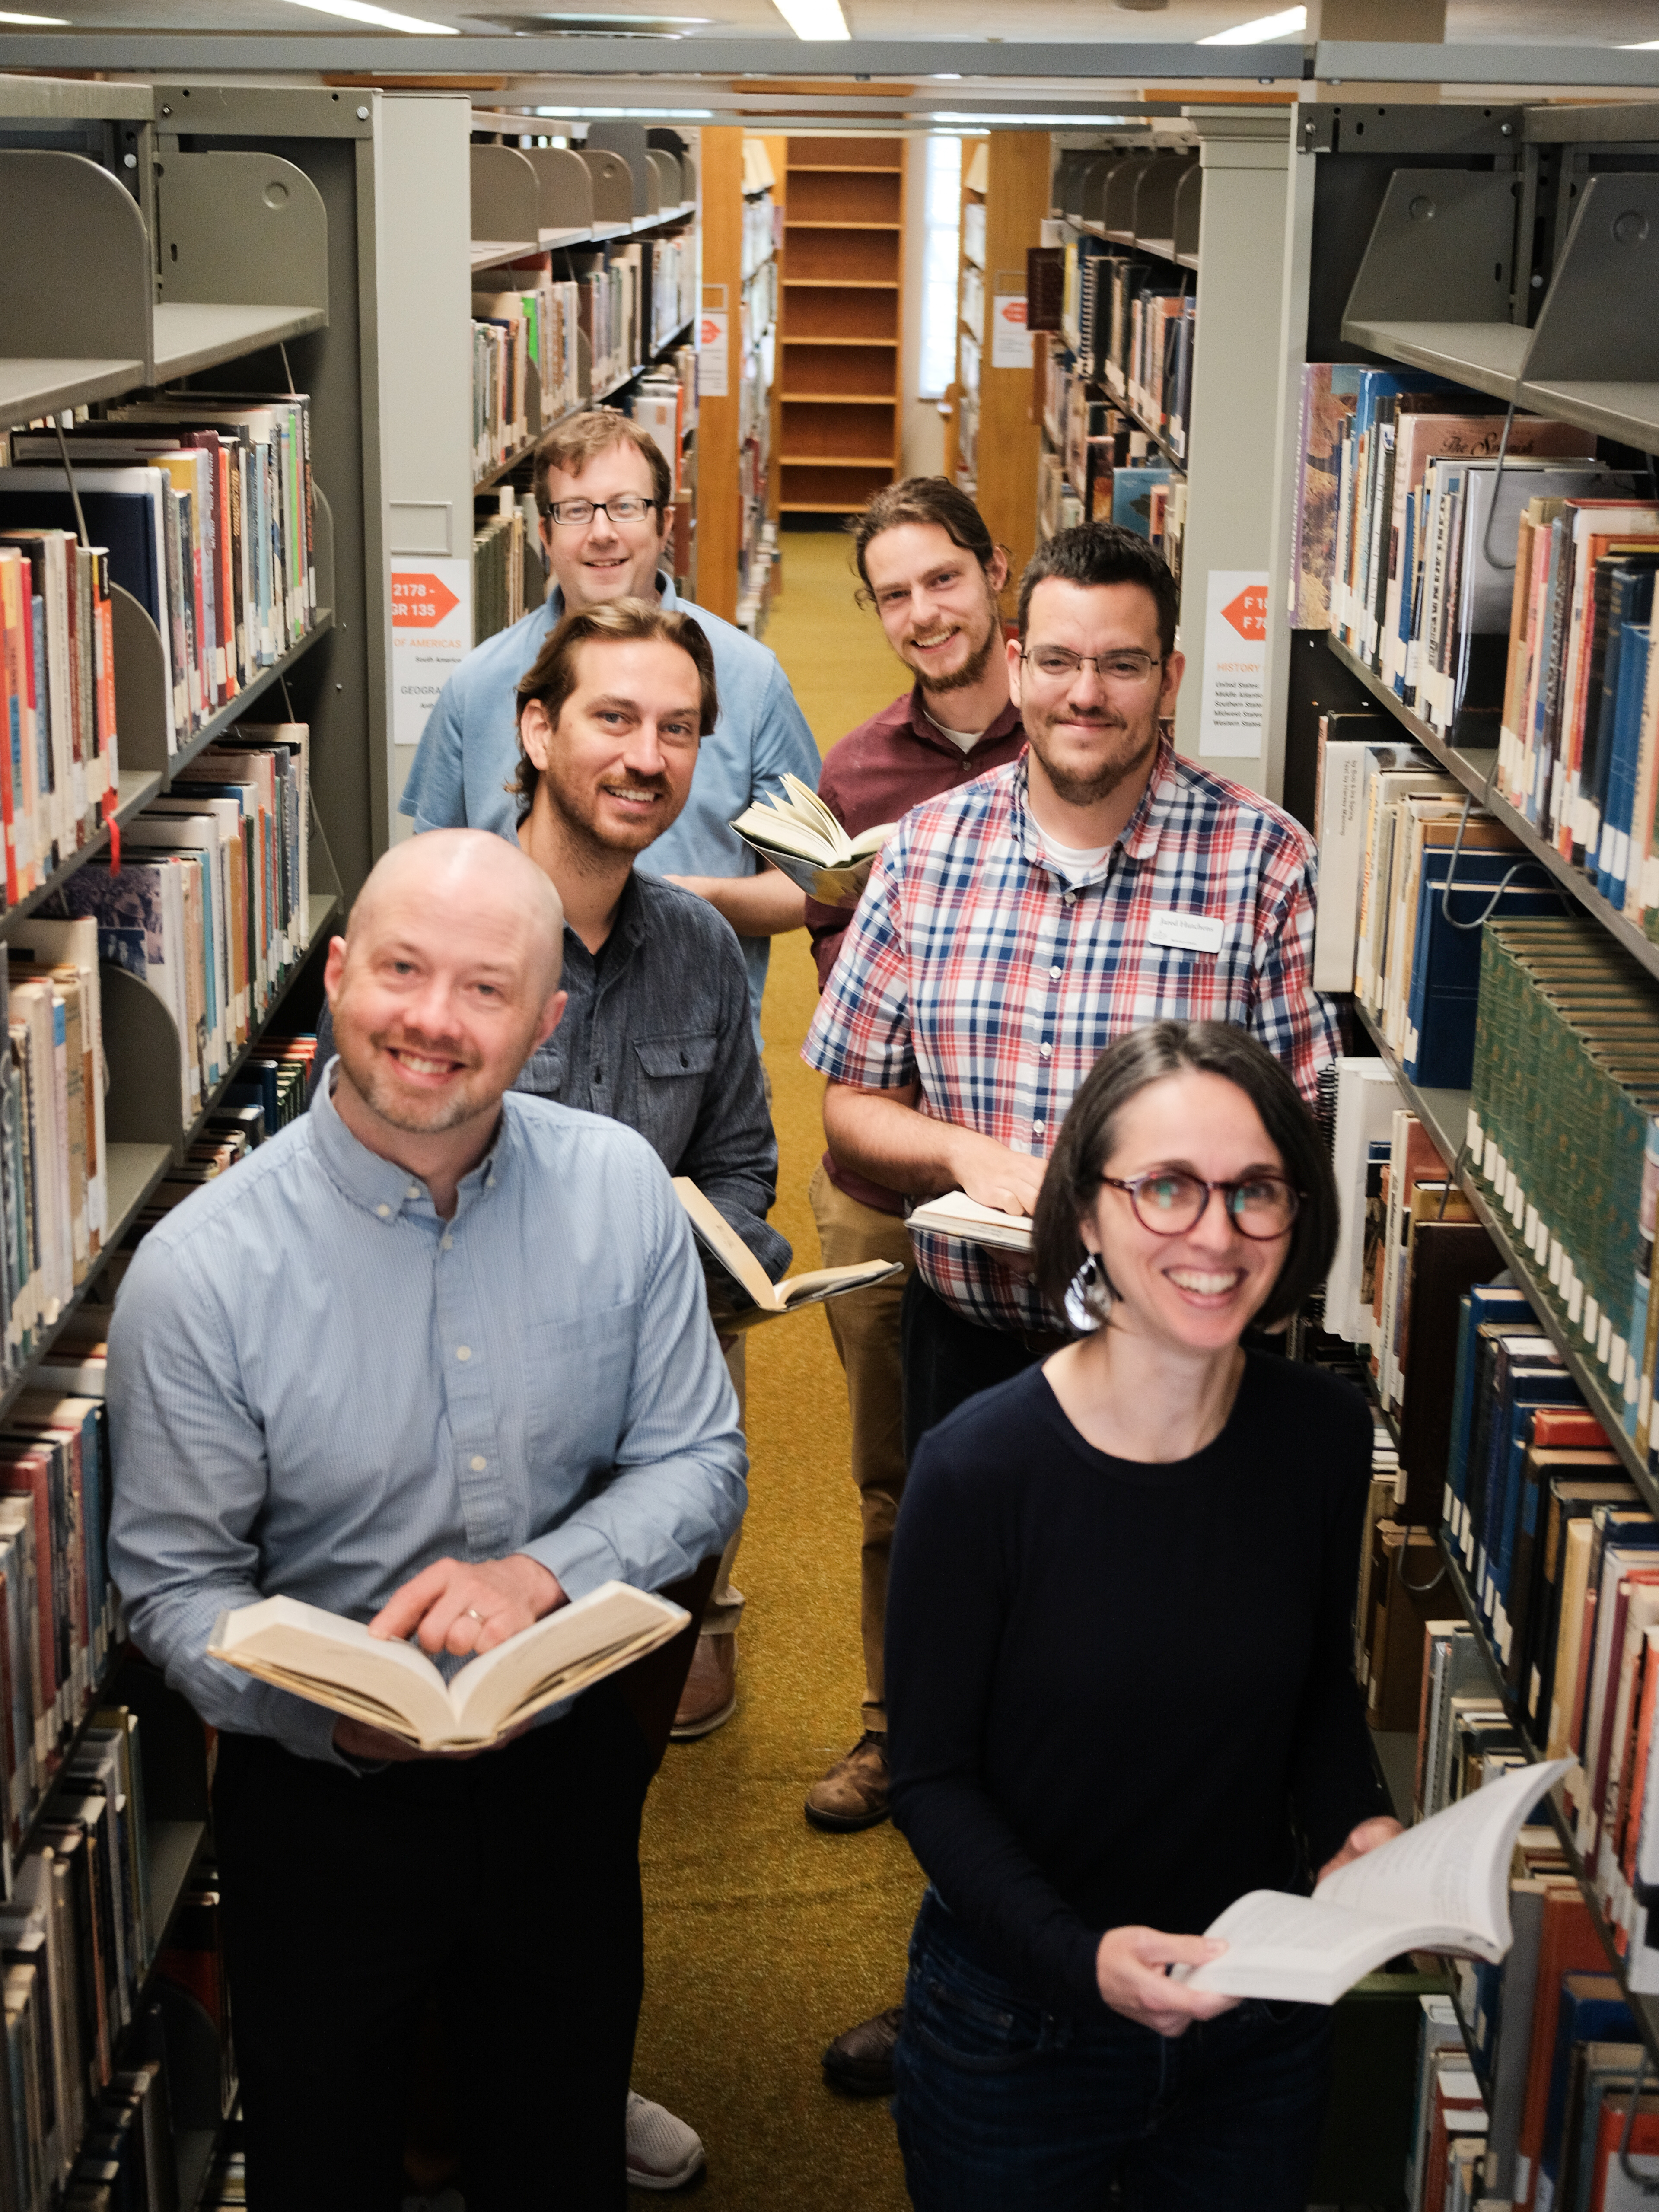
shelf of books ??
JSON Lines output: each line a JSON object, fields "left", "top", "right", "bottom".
{"left": 0, "top": 73, "right": 403, "bottom": 2202}
{"left": 468, "top": 121, "right": 701, "bottom": 643}
{"left": 1038, "top": 140, "right": 1197, "bottom": 565}
{"left": 735, "top": 137, "right": 780, "bottom": 638}
{"left": 1294, "top": 101, "right": 1659, "bottom": 2204}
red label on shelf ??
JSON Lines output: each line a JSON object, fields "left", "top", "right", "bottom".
{"left": 391, "top": 573, "right": 461, "bottom": 629}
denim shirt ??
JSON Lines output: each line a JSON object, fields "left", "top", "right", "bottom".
{"left": 396, "top": 575, "right": 822, "bottom": 1041}
{"left": 313, "top": 872, "right": 790, "bottom": 1281}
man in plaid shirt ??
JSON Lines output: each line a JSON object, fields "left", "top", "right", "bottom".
{"left": 805, "top": 519, "right": 1339, "bottom": 1451}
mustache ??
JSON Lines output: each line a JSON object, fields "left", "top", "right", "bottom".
{"left": 373, "top": 1028, "right": 480, "bottom": 1069}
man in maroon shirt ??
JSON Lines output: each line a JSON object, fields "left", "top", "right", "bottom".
{"left": 805, "top": 477, "right": 1026, "bottom": 1846}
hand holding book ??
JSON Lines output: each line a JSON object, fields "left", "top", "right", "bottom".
{"left": 729, "top": 774, "right": 898, "bottom": 905}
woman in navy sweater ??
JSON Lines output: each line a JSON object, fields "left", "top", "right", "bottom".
{"left": 886, "top": 1021, "right": 1400, "bottom": 2212}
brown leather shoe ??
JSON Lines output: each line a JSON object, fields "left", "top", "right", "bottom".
{"left": 670, "top": 1631, "right": 736, "bottom": 1739}
{"left": 804, "top": 1731, "right": 891, "bottom": 1833}
{"left": 822, "top": 2005, "right": 903, "bottom": 2096}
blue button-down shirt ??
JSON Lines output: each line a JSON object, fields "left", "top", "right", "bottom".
{"left": 396, "top": 575, "right": 822, "bottom": 1040}
{"left": 105, "top": 1076, "right": 747, "bottom": 1767}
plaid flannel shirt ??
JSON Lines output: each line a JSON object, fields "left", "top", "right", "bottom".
{"left": 802, "top": 740, "right": 1340, "bottom": 1334}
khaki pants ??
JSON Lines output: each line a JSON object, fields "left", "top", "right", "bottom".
{"left": 702, "top": 1339, "right": 747, "bottom": 1638}
{"left": 808, "top": 1161, "right": 916, "bottom": 1732}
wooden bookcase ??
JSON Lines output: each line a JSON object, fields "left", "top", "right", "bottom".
{"left": 778, "top": 136, "right": 904, "bottom": 516}
{"left": 946, "top": 133, "right": 1050, "bottom": 599}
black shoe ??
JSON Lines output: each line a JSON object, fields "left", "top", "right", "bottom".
{"left": 822, "top": 2005, "right": 903, "bottom": 2096}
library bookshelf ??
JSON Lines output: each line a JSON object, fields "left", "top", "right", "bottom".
{"left": 1290, "top": 97, "right": 1659, "bottom": 2076}
{"left": 777, "top": 137, "right": 903, "bottom": 517}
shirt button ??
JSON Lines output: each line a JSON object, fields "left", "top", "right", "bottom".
{"left": 1040, "top": 1043, "right": 1052, "bottom": 1059}
{"left": 1034, "top": 1119, "right": 1046, "bottom": 1132}
{"left": 441, "top": 1235, "right": 454, "bottom": 1251}
{"left": 471, "top": 1455, "right": 487, "bottom": 1472}
{"left": 1063, "top": 891, "right": 1076, "bottom": 906}
{"left": 375, "top": 1203, "right": 391, "bottom": 1219}
{"left": 456, "top": 1346, "right": 472, "bottom": 1362}
{"left": 1049, "top": 965, "right": 1061, "bottom": 979}
{"left": 407, "top": 1183, "right": 421, "bottom": 1200}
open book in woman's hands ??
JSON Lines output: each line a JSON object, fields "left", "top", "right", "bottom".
{"left": 1175, "top": 1757, "right": 1570, "bottom": 2006}
{"left": 207, "top": 1581, "right": 688, "bottom": 1751}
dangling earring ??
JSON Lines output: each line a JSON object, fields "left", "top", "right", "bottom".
{"left": 1064, "top": 1252, "right": 1112, "bottom": 1335}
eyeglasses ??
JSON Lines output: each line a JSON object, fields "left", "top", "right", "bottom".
{"left": 1019, "top": 647, "right": 1165, "bottom": 687}
{"left": 537, "top": 497, "right": 661, "bottom": 527}
{"left": 1100, "top": 1171, "right": 1300, "bottom": 1241}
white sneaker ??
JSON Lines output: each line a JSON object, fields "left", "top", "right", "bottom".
{"left": 625, "top": 2091, "right": 706, "bottom": 2191}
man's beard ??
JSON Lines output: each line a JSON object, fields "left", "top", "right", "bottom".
{"left": 334, "top": 1022, "right": 491, "bottom": 1136}
{"left": 1026, "top": 707, "right": 1160, "bottom": 808}
{"left": 904, "top": 583, "right": 1002, "bottom": 697}
{"left": 541, "top": 755, "right": 674, "bottom": 866}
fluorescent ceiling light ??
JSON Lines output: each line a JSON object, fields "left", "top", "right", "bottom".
{"left": 771, "top": 0, "right": 849, "bottom": 37}
{"left": 278, "top": 0, "right": 460, "bottom": 27}
{"left": 1198, "top": 4, "right": 1305, "bottom": 41}
{"left": 541, "top": 102, "right": 716, "bottom": 115}
{"left": 930, "top": 112, "right": 1136, "bottom": 124}
{"left": 1618, "top": 37, "right": 1659, "bottom": 45}
{"left": 0, "top": 9, "right": 69, "bottom": 18}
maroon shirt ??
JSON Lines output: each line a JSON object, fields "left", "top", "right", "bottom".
{"left": 809, "top": 684, "right": 1026, "bottom": 1216}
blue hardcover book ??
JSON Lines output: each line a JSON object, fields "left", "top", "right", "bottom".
{"left": 1111, "top": 465, "right": 1172, "bottom": 540}
{"left": 1402, "top": 851, "right": 1569, "bottom": 1089}
{"left": 1586, "top": 563, "right": 1657, "bottom": 891}
{"left": 1488, "top": 1375, "right": 1586, "bottom": 1654}
{"left": 1605, "top": 616, "right": 1652, "bottom": 912}
{"left": 1446, "top": 1287, "right": 1535, "bottom": 1548}
{"left": 1475, "top": 1352, "right": 1570, "bottom": 1617}
{"left": 1537, "top": 1973, "right": 1632, "bottom": 2206}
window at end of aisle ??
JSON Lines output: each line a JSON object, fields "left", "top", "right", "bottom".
{"left": 918, "top": 136, "right": 963, "bottom": 403}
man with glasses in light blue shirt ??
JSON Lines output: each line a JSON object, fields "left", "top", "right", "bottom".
{"left": 107, "top": 829, "right": 746, "bottom": 2211}
{"left": 399, "top": 410, "right": 821, "bottom": 1047}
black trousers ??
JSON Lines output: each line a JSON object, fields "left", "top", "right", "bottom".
{"left": 212, "top": 1683, "right": 653, "bottom": 2212}
{"left": 900, "top": 1273, "right": 1054, "bottom": 1461}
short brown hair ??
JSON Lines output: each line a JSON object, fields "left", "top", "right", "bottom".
{"left": 848, "top": 475, "right": 1006, "bottom": 607}
{"left": 1031, "top": 1021, "right": 1337, "bottom": 1334}
{"left": 532, "top": 410, "right": 673, "bottom": 520}
{"left": 1017, "top": 523, "right": 1179, "bottom": 658}
{"left": 510, "top": 598, "right": 718, "bottom": 824}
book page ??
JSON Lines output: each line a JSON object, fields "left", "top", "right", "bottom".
{"left": 672, "top": 1178, "right": 780, "bottom": 1311}
{"left": 1178, "top": 1889, "right": 1410, "bottom": 2003}
{"left": 448, "top": 1581, "right": 687, "bottom": 1740}
{"left": 906, "top": 1190, "right": 1034, "bottom": 1253}
{"left": 777, "top": 1260, "right": 904, "bottom": 1307}
{"left": 208, "top": 1594, "right": 456, "bottom": 1745}
{"left": 1317, "top": 1756, "right": 1569, "bottom": 1945}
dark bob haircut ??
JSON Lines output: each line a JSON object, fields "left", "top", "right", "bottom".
{"left": 1031, "top": 1021, "right": 1337, "bottom": 1336}
{"left": 509, "top": 597, "right": 718, "bottom": 825}
{"left": 1016, "top": 522, "right": 1179, "bottom": 659}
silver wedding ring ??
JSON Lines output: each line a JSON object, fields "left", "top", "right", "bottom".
{"left": 465, "top": 1607, "right": 486, "bottom": 1624}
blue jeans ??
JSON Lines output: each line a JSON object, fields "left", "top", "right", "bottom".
{"left": 892, "top": 1890, "right": 1334, "bottom": 2212}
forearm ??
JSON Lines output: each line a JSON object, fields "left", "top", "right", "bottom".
{"left": 126, "top": 1581, "right": 347, "bottom": 1766}
{"left": 669, "top": 866, "right": 807, "bottom": 937}
{"left": 822, "top": 1080, "right": 1045, "bottom": 1212}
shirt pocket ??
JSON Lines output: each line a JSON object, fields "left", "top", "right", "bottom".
{"left": 633, "top": 1034, "right": 720, "bottom": 1081}
{"left": 522, "top": 1302, "right": 640, "bottom": 1488}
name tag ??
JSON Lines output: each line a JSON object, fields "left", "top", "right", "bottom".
{"left": 1146, "top": 911, "right": 1223, "bottom": 955}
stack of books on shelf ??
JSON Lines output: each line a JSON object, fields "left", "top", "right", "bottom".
{"left": 472, "top": 488, "right": 534, "bottom": 651}
{"left": 1467, "top": 916, "right": 1659, "bottom": 1448}
{"left": 0, "top": 533, "right": 118, "bottom": 899}
{"left": 1289, "top": 365, "right": 1619, "bottom": 746}
{"left": 639, "top": 229, "right": 697, "bottom": 358}
{"left": 1495, "top": 496, "right": 1659, "bottom": 914}
{"left": 0, "top": 917, "right": 108, "bottom": 1386}
{"left": 568, "top": 248, "right": 637, "bottom": 398}
{"left": 629, "top": 345, "right": 697, "bottom": 500}
{"left": 0, "top": 395, "right": 319, "bottom": 761}
{"left": 43, "top": 725, "right": 312, "bottom": 1135}
{"left": 1314, "top": 720, "right": 1568, "bottom": 1083}
{"left": 471, "top": 260, "right": 583, "bottom": 466}
{"left": 1037, "top": 343, "right": 1187, "bottom": 575}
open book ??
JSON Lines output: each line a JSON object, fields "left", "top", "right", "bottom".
{"left": 906, "top": 1190, "right": 1034, "bottom": 1255}
{"left": 674, "top": 1177, "right": 902, "bottom": 1330}
{"left": 730, "top": 773, "right": 898, "bottom": 904}
{"left": 207, "top": 1581, "right": 687, "bottom": 1752}
{"left": 1177, "top": 1757, "right": 1570, "bottom": 2007}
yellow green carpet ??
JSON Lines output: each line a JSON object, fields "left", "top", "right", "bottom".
{"left": 632, "top": 530, "right": 919, "bottom": 2207}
